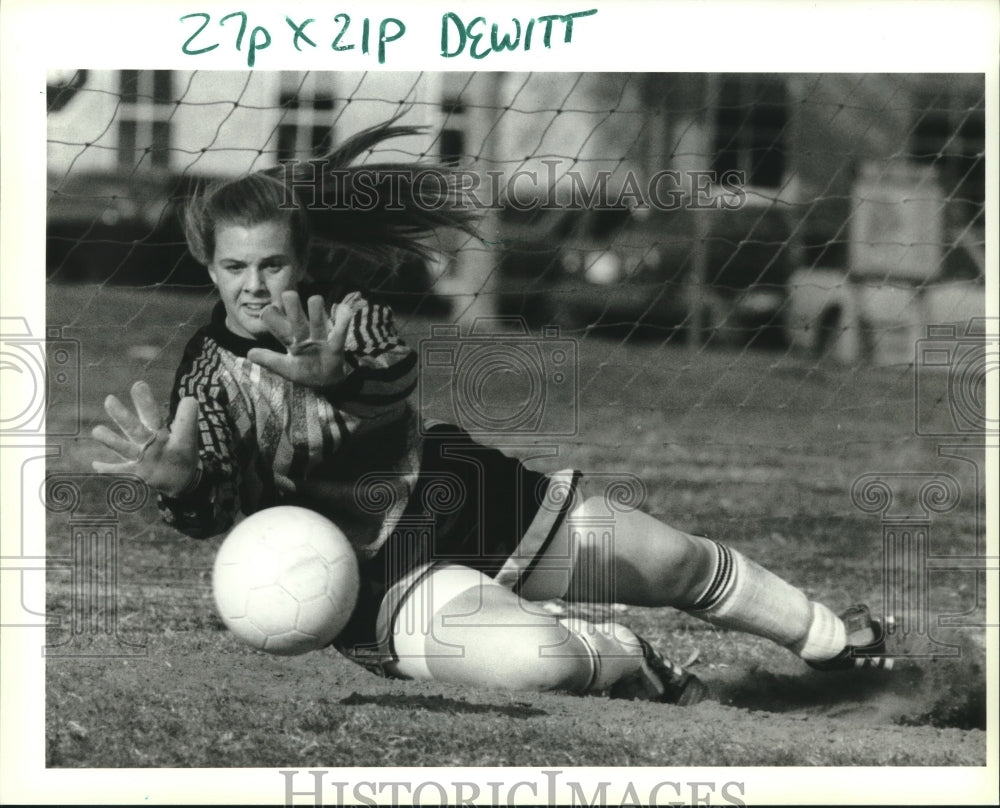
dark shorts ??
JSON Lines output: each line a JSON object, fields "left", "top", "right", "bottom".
{"left": 333, "top": 424, "right": 579, "bottom": 672}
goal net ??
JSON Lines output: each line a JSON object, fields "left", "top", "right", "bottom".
{"left": 39, "top": 70, "right": 990, "bottom": 650}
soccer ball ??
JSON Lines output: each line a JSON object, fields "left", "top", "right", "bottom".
{"left": 212, "top": 506, "right": 360, "bottom": 656}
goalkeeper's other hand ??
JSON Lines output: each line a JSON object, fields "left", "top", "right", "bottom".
{"left": 91, "top": 380, "right": 200, "bottom": 498}
{"left": 246, "top": 291, "right": 358, "bottom": 388}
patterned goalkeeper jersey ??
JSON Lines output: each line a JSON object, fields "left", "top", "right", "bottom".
{"left": 158, "top": 292, "right": 422, "bottom": 559}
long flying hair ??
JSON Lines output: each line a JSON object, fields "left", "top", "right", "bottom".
{"left": 183, "top": 114, "right": 480, "bottom": 274}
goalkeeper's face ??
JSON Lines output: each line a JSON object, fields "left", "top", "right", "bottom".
{"left": 207, "top": 219, "right": 305, "bottom": 339}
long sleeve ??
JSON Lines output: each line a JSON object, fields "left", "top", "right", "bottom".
{"left": 323, "top": 300, "right": 418, "bottom": 429}
{"left": 157, "top": 335, "right": 246, "bottom": 539}
{"left": 155, "top": 297, "right": 423, "bottom": 551}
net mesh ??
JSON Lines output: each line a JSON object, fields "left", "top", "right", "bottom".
{"left": 44, "top": 70, "right": 988, "bottom": 494}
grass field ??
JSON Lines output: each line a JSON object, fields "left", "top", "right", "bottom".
{"left": 42, "top": 284, "right": 989, "bottom": 776}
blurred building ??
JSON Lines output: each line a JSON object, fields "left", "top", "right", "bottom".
{"left": 46, "top": 71, "right": 444, "bottom": 176}
{"left": 46, "top": 71, "right": 985, "bottom": 333}
{"left": 47, "top": 70, "right": 984, "bottom": 238}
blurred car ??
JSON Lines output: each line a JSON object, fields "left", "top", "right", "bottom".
{"left": 495, "top": 198, "right": 792, "bottom": 346}
{"left": 786, "top": 229, "right": 986, "bottom": 365}
{"left": 493, "top": 205, "right": 567, "bottom": 324}
{"left": 46, "top": 170, "right": 208, "bottom": 286}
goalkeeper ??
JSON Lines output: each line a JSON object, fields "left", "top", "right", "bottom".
{"left": 91, "top": 117, "right": 892, "bottom": 705}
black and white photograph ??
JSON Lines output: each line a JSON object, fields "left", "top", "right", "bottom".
{"left": 1, "top": 1, "right": 997, "bottom": 805}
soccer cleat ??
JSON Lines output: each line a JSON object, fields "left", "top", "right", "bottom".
{"left": 807, "top": 604, "right": 895, "bottom": 671}
{"left": 608, "top": 636, "right": 709, "bottom": 706}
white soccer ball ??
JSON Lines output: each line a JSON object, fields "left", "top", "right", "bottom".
{"left": 212, "top": 506, "right": 360, "bottom": 656}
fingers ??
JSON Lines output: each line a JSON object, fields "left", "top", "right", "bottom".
{"left": 261, "top": 304, "right": 294, "bottom": 344}
{"left": 281, "top": 290, "right": 307, "bottom": 332}
{"left": 247, "top": 347, "right": 298, "bottom": 380}
{"left": 261, "top": 291, "right": 310, "bottom": 347}
{"left": 130, "top": 380, "right": 163, "bottom": 433}
{"left": 91, "top": 424, "right": 136, "bottom": 459}
{"left": 104, "top": 394, "right": 152, "bottom": 444}
{"left": 328, "top": 295, "right": 358, "bottom": 354}
{"left": 92, "top": 459, "right": 137, "bottom": 475}
{"left": 307, "top": 295, "right": 328, "bottom": 343}
{"left": 341, "top": 290, "right": 364, "bottom": 309}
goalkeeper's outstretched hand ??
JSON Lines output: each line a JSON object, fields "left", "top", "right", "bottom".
{"left": 246, "top": 291, "right": 359, "bottom": 388}
{"left": 91, "top": 380, "right": 200, "bottom": 497}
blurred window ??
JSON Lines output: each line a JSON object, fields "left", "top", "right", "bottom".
{"left": 910, "top": 84, "right": 985, "bottom": 226}
{"left": 440, "top": 97, "right": 467, "bottom": 166}
{"left": 712, "top": 77, "right": 787, "bottom": 189}
{"left": 117, "top": 70, "right": 174, "bottom": 170}
{"left": 440, "top": 129, "right": 465, "bottom": 166}
{"left": 276, "top": 72, "right": 337, "bottom": 162}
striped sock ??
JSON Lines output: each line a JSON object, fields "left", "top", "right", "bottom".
{"left": 791, "top": 602, "right": 848, "bottom": 662}
{"left": 557, "top": 617, "right": 645, "bottom": 693}
{"left": 687, "top": 541, "right": 837, "bottom": 654}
